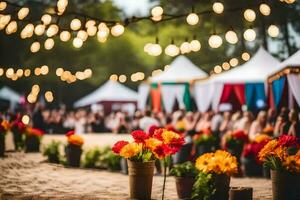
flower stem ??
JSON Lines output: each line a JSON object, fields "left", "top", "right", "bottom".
{"left": 162, "top": 158, "right": 167, "bottom": 200}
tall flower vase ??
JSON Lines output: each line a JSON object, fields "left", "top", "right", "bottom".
{"left": 127, "top": 160, "right": 155, "bottom": 200}
{"left": 212, "top": 174, "right": 231, "bottom": 200}
{"left": 0, "top": 133, "right": 5, "bottom": 157}
{"left": 271, "top": 170, "right": 300, "bottom": 200}
{"left": 65, "top": 144, "right": 82, "bottom": 167}
{"left": 25, "top": 135, "right": 40, "bottom": 152}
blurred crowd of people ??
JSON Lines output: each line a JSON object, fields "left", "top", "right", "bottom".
{"left": 2, "top": 103, "right": 299, "bottom": 139}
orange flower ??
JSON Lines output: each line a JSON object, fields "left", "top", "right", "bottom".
{"left": 119, "top": 142, "right": 142, "bottom": 159}
{"left": 258, "top": 140, "right": 278, "bottom": 162}
{"left": 161, "top": 130, "right": 181, "bottom": 144}
{"left": 68, "top": 135, "right": 84, "bottom": 146}
{"left": 254, "top": 134, "right": 272, "bottom": 143}
{"left": 1, "top": 120, "right": 10, "bottom": 131}
{"left": 145, "top": 138, "right": 162, "bottom": 151}
{"left": 283, "top": 150, "right": 300, "bottom": 173}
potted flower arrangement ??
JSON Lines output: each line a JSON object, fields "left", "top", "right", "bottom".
{"left": 11, "top": 120, "right": 26, "bottom": 150}
{"left": 0, "top": 119, "right": 10, "bottom": 157}
{"left": 65, "top": 130, "right": 84, "bottom": 167}
{"left": 43, "top": 140, "right": 61, "bottom": 164}
{"left": 25, "top": 127, "right": 44, "bottom": 152}
{"left": 259, "top": 135, "right": 300, "bottom": 200}
{"left": 170, "top": 161, "right": 198, "bottom": 199}
{"left": 193, "top": 129, "right": 217, "bottom": 156}
{"left": 241, "top": 134, "right": 271, "bottom": 177}
{"left": 223, "top": 130, "right": 249, "bottom": 162}
{"left": 112, "top": 129, "right": 184, "bottom": 200}
{"left": 193, "top": 150, "right": 238, "bottom": 200}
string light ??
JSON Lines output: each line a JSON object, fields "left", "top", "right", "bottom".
{"left": 242, "top": 52, "right": 251, "bottom": 61}
{"left": 208, "top": 34, "right": 223, "bottom": 48}
{"left": 229, "top": 58, "right": 239, "bottom": 67}
{"left": 268, "top": 25, "right": 279, "bottom": 37}
{"left": 44, "top": 38, "right": 55, "bottom": 50}
{"left": 22, "top": 115, "right": 30, "bottom": 125}
{"left": 165, "top": 43, "right": 179, "bottom": 57}
{"left": 56, "top": 68, "right": 64, "bottom": 76}
{"left": 148, "top": 43, "right": 162, "bottom": 56}
{"left": 151, "top": 6, "right": 163, "bottom": 17}
{"left": 77, "top": 30, "right": 88, "bottom": 41}
{"left": 73, "top": 37, "right": 83, "bottom": 48}
{"left": 259, "top": 4, "right": 271, "bottom": 16}
{"left": 5, "top": 21, "right": 17, "bottom": 34}
{"left": 244, "top": 9, "right": 256, "bottom": 22}
{"left": 222, "top": 62, "right": 230, "bottom": 70}
{"left": 70, "top": 18, "right": 81, "bottom": 31}
{"left": 18, "top": 7, "right": 29, "bottom": 20}
{"left": 41, "top": 14, "right": 52, "bottom": 25}
{"left": 30, "top": 41, "right": 40, "bottom": 53}
{"left": 212, "top": 2, "right": 224, "bottom": 14}
{"left": 40, "top": 65, "right": 49, "bottom": 75}
{"left": 24, "top": 69, "right": 31, "bottom": 77}
{"left": 20, "top": 23, "right": 34, "bottom": 39}
{"left": 34, "top": 24, "right": 45, "bottom": 36}
{"left": 111, "top": 23, "right": 124, "bottom": 37}
{"left": 45, "top": 91, "right": 54, "bottom": 102}
{"left": 190, "top": 40, "right": 201, "bottom": 52}
{"left": 186, "top": 13, "right": 199, "bottom": 25}
{"left": 97, "top": 23, "right": 109, "bottom": 41}
{"left": 0, "top": 68, "right": 3, "bottom": 76}
{"left": 60, "top": 31, "right": 71, "bottom": 42}
{"left": 214, "top": 65, "right": 222, "bottom": 74}
{"left": 243, "top": 28, "right": 256, "bottom": 41}
{"left": 225, "top": 30, "right": 238, "bottom": 44}
{"left": 119, "top": 74, "right": 127, "bottom": 83}
{"left": 180, "top": 41, "right": 191, "bottom": 54}
{"left": 110, "top": 74, "right": 118, "bottom": 81}
{"left": 0, "top": 1, "right": 7, "bottom": 11}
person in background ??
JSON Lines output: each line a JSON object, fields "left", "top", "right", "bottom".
{"left": 267, "top": 108, "right": 277, "bottom": 126}
{"left": 139, "top": 110, "right": 159, "bottom": 132}
{"left": 288, "top": 109, "right": 300, "bottom": 137}
{"left": 211, "top": 111, "right": 223, "bottom": 135}
{"left": 219, "top": 111, "right": 232, "bottom": 136}
{"left": 32, "top": 103, "right": 45, "bottom": 131}
{"left": 249, "top": 111, "right": 268, "bottom": 141}
{"left": 235, "top": 111, "right": 254, "bottom": 134}
{"left": 231, "top": 111, "right": 242, "bottom": 131}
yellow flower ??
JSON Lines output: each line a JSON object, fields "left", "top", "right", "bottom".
{"left": 119, "top": 142, "right": 142, "bottom": 159}
{"left": 145, "top": 138, "right": 162, "bottom": 151}
{"left": 283, "top": 150, "right": 300, "bottom": 173}
{"left": 258, "top": 140, "right": 278, "bottom": 162}
{"left": 68, "top": 135, "right": 84, "bottom": 146}
{"left": 254, "top": 134, "right": 271, "bottom": 143}
{"left": 161, "top": 130, "right": 180, "bottom": 144}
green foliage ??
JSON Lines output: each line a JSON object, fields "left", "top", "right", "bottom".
{"left": 194, "top": 134, "right": 217, "bottom": 145}
{"left": 170, "top": 161, "right": 198, "bottom": 177}
{"left": 99, "top": 146, "right": 121, "bottom": 171}
{"left": 192, "top": 172, "right": 215, "bottom": 200}
{"left": 42, "top": 140, "right": 61, "bottom": 163}
{"left": 83, "top": 147, "right": 102, "bottom": 168}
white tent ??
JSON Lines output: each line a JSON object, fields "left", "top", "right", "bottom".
{"left": 279, "top": 49, "right": 300, "bottom": 68}
{"left": 150, "top": 55, "right": 208, "bottom": 83}
{"left": 210, "top": 47, "right": 281, "bottom": 84}
{"left": 74, "top": 80, "right": 138, "bottom": 108}
{"left": 0, "top": 86, "right": 21, "bottom": 104}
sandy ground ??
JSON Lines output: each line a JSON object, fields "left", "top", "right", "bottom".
{"left": 1, "top": 134, "right": 272, "bottom": 200}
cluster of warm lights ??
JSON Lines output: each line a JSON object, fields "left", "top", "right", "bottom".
{"left": 44, "top": 91, "right": 54, "bottom": 102}
{"left": 212, "top": 52, "right": 251, "bottom": 74}
{"left": 109, "top": 72, "right": 145, "bottom": 83}
{"left": 56, "top": 68, "right": 92, "bottom": 83}
{"left": 34, "top": 65, "right": 49, "bottom": 76}
{"left": 0, "top": 67, "right": 32, "bottom": 81}
{"left": 27, "top": 84, "right": 40, "bottom": 104}
{"left": 57, "top": 0, "right": 68, "bottom": 15}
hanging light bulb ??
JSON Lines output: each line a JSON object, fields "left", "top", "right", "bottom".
{"left": 0, "top": 2, "right": 7, "bottom": 11}
{"left": 20, "top": 23, "right": 34, "bottom": 39}
{"left": 259, "top": 4, "right": 271, "bottom": 16}
{"left": 34, "top": 24, "right": 45, "bottom": 36}
{"left": 214, "top": 65, "right": 222, "bottom": 74}
{"left": 243, "top": 28, "right": 256, "bottom": 41}
{"left": 244, "top": 9, "right": 256, "bottom": 22}
{"left": 190, "top": 40, "right": 201, "bottom": 52}
{"left": 222, "top": 62, "right": 230, "bottom": 70}
{"left": 151, "top": 6, "right": 163, "bottom": 17}
{"left": 229, "top": 58, "right": 239, "bottom": 67}
{"left": 111, "top": 23, "right": 124, "bottom": 37}
{"left": 98, "top": 23, "right": 109, "bottom": 37}
{"left": 268, "top": 25, "right": 279, "bottom": 37}
{"left": 180, "top": 42, "right": 191, "bottom": 54}
{"left": 85, "top": 20, "right": 96, "bottom": 28}
{"left": 18, "top": 7, "right": 29, "bottom": 20}
{"left": 225, "top": 30, "right": 238, "bottom": 44}
{"left": 148, "top": 44, "right": 162, "bottom": 56}
{"left": 30, "top": 41, "right": 40, "bottom": 53}
{"left": 60, "top": 31, "right": 71, "bottom": 42}
{"left": 151, "top": 15, "right": 162, "bottom": 22}
{"left": 208, "top": 34, "right": 223, "bottom": 48}
{"left": 77, "top": 30, "right": 88, "bottom": 41}
{"left": 212, "top": 2, "right": 224, "bottom": 14}
{"left": 70, "top": 18, "right": 81, "bottom": 31}
{"left": 46, "top": 24, "right": 59, "bottom": 37}
{"left": 186, "top": 13, "right": 199, "bottom": 26}
{"left": 0, "top": 15, "right": 11, "bottom": 30}
{"left": 44, "top": 38, "right": 55, "bottom": 50}
{"left": 5, "top": 21, "right": 17, "bottom": 34}
{"left": 73, "top": 37, "right": 83, "bottom": 48}
{"left": 165, "top": 44, "right": 179, "bottom": 57}
{"left": 87, "top": 26, "right": 97, "bottom": 36}
{"left": 41, "top": 14, "right": 52, "bottom": 25}
{"left": 144, "top": 43, "right": 152, "bottom": 53}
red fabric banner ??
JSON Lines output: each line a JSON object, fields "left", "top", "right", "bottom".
{"left": 151, "top": 86, "right": 161, "bottom": 112}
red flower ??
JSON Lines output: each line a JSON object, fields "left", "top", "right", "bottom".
{"left": 278, "top": 135, "right": 300, "bottom": 148}
{"left": 149, "top": 125, "right": 159, "bottom": 137}
{"left": 232, "top": 130, "right": 249, "bottom": 143}
{"left": 131, "top": 130, "right": 149, "bottom": 143}
{"left": 153, "top": 144, "right": 172, "bottom": 159}
{"left": 66, "top": 130, "right": 75, "bottom": 137}
{"left": 27, "top": 128, "right": 44, "bottom": 137}
{"left": 12, "top": 121, "right": 27, "bottom": 133}
{"left": 112, "top": 141, "right": 129, "bottom": 154}
{"left": 168, "top": 136, "right": 185, "bottom": 154}
{"left": 152, "top": 128, "right": 164, "bottom": 141}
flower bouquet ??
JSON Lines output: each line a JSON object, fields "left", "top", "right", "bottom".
{"left": 25, "top": 127, "right": 44, "bottom": 152}
{"left": 0, "top": 119, "right": 10, "bottom": 157}
{"left": 193, "top": 129, "right": 217, "bottom": 156}
{"left": 241, "top": 134, "right": 271, "bottom": 177}
{"left": 259, "top": 135, "right": 300, "bottom": 200}
{"left": 193, "top": 150, "right": 238, "bottom": 200}
{"left": 65, "top": 130, "right": 84, "bottom": 167}
{"left": 170, "top": 161, "right": 198, "bottom": 199}
{"left": 223, "top": 130, "right": 249, "bottom": 161}
{"left": 11, "top": 120, "right": 27, "bottom": 150}
{"left": 112, "top": 129, "right": 184, "bottom": 200}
